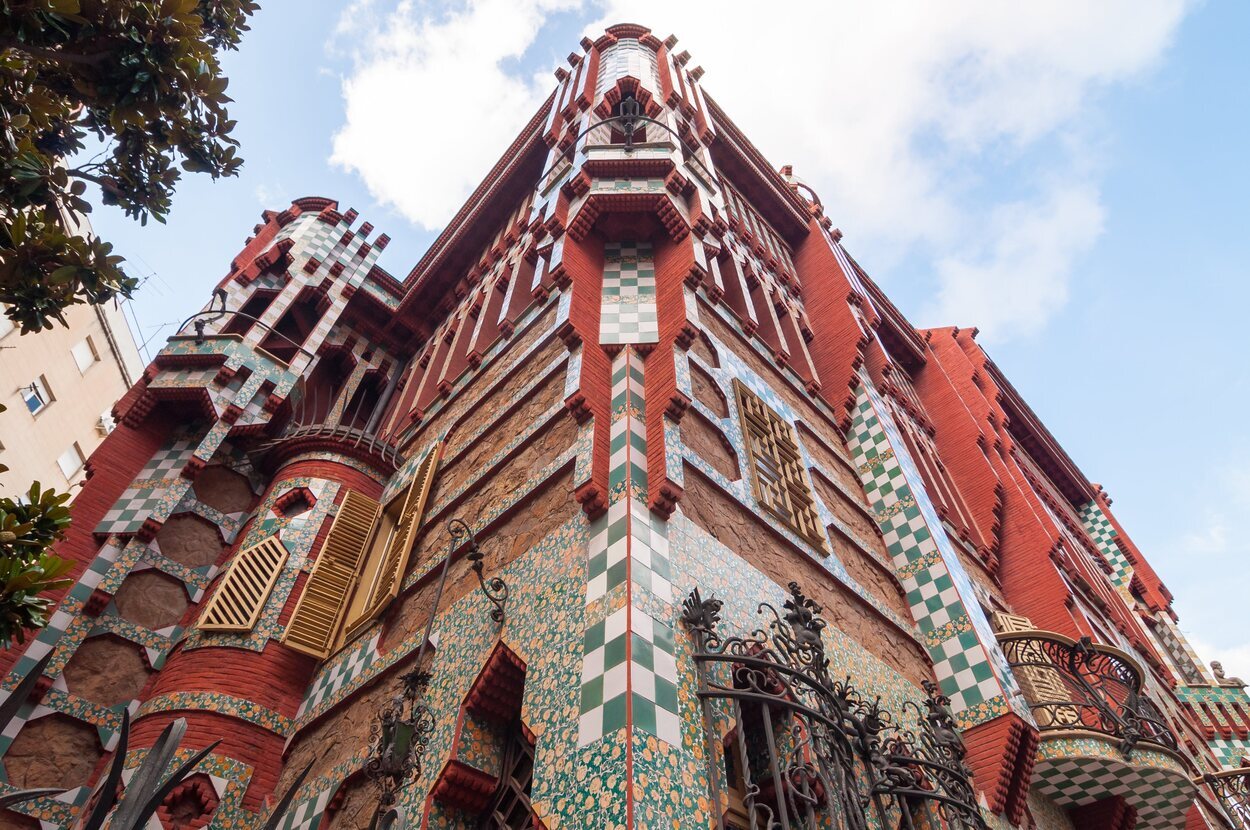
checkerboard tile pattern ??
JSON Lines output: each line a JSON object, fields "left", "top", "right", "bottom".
{"left": 1151, "top": 613, "right": 1209, "bottom": 686}
{"left": 1078, "top": 500, "right": 1135, "bottom": 587}
{"left": 579, "top": 605, "right": 629, "bottom": 744}
{"left": 600, "top": 242, "right": 659, "bottom": 345}
{"left": 1032, "top": 750, "right": 1193, "bottom": 828}
{"left": 577, "top": 347, "right": 681, "bottom": 748}
{"left": 296, "top": 632, "right": 381, "bottom": 718}
{"left": 608, "top": 350, "right": 648, "bottom": 502}
{"left": 846, "top": 382, "right": 1018, "bottom": 725}
{"left": 273, "top": 787, "right": 334, "bottom": 830}
{"left": 577, "top": 604, "right": 680, "bottom": 748}
{"left": 95, "top": 432, "right": 203, "bottom": 535}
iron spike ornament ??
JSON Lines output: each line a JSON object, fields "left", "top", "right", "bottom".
{"left": 448, "top": 518, "right": 509, "bottom": 625}
{"left": 682, "top": 582, "right": 988, "bottom": 830}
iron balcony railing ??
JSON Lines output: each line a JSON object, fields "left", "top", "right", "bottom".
{"left": 997, "top": 629, "right": 1178, "bottom": 757}
{"left": 1202, "top": 768, "right": 1250, "bottom": 830}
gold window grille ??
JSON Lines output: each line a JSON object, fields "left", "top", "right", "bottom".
{"left": 198, "top": 535, "right": 289, "bottom": 632}
{"left": 732, "top": 380, "right": 826, "bottom": 550}
{"left": 283, "top": 442, "right": 441, "bottom": 659}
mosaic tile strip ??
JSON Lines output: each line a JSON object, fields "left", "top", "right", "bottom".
{"left": 846, "top": 381, "right": 1021, "bottom": 725}
{"left": 1077, "top": 500, "right": 1135, "bottom": 588}
{"left": 136, "top": 692, "right": 292, "bottom": 735}
{"left": 600, "top": 241, "right": 658, "bottom": 345}
{"left": 296, "top": 632, "right": 381, "bottom": 718}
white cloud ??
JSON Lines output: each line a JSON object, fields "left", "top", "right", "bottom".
{"left": 331, "top": 0, "right": 1190, "bottom": 337}
{"left": 330, "top": 0, "right": 579, "bottom": 230}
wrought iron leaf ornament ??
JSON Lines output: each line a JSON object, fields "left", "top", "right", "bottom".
{"left": 683, "top": 582, "right": 988, "bottom": 830}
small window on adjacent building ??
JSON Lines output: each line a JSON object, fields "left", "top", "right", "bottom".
{"left": 57, "top": 442, "right": 85, "bottom": 480}
{"left": 732, "top": 379, "right": 826, "bottom": 550}
{"left": 22, "top": 375, "right": 53, "bottom": 415}
{"left": 72, "top": 336, "right": 100, "bottom": 373}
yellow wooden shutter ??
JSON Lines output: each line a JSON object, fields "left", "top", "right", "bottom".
{"left": 992, "top": 612, "right": 1081, "bottom": 727}
{"left": 283, "top": 489, "right": 381, "bottom": 658}
{"left": 342, "top": 443, "right": 441, "bottom": 640}
{"left": 198, "top": 535, "right": 289, "bottom": 632}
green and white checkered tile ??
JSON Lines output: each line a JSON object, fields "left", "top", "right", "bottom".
{"left": 1032, "top": 754, "right": 1192, "bottom": 828}
{"left": 600, "top": 241, "right": 659, "bottom": 345}
{"left": 586, "top": 499, "right": 629, "bottom": 605}
{"left": 579, "top": 605, "right": 630, "bottom": 744}
{"left": 296, "top": 632, "right": 381, "bottom": 718}
{"left": 1151, "top": 614, "right": 1208, "bottom": 685}
{"left": 629, "top": 499, "right": 672, "bottom": 604}
{"left": 274, "top": 788, "right": 334, "bottom": 830}
{"left": 1078, "top": 500, "right": 1135, "bottom": 587}
{"left": 628, "top": 606, "right": 680, "bottom": 746}
{"left": 1209, "top": 738, "right": 1250, "bottom": 769}
{"left": 608, "top": 350, "right": 647, "bottom": 502}
{"left": 846, "top": 382, "right": 1021, "bottom": 723}
{"left": 577, "top": 604, "right": 680, "bottom": 747}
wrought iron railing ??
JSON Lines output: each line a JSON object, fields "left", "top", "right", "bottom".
{"left": 540, "top": 96, "right": 715, "bottom": 192}
{"left": 997, "top": 630, "right": 1178, "bottom": 756}
{"left": 1203, "top": 768, "right": 1250, "bottom": 830}
{"left": 683, "top": 583, "right": 987, "bottom": 830}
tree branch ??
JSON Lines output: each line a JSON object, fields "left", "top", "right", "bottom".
{"left": 0, "top": 39, "right": 110, "bottom": 67}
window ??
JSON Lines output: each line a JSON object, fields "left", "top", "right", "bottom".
{"left": 57, "top": 443, "right": 85, "bottom": 479}
{"left": 0, "top": 308, "right": 13, "bottom": 339}
{"left": 71, "top": 336, "right": 100, "bottom": 373}
{"left": 22, "top": 375, "right": 52, "bottom": 414}
{"left": 732, "top": 380, "right": 826, "bottom": 550}
{"left": 199, "top": 535, "right": 289, "bottom": 632}
{"left": 284, "top": 443, "right": 441, "bottom": 658}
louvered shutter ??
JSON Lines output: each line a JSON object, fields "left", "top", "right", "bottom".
{"left": 283, "top": 489, "right": 381, "bottom": 658}
{"left": 342, "top": 443, "right": 441, "bottom": 640}
{"left": 199, "top": 536, "right": 289, "bottom": 632}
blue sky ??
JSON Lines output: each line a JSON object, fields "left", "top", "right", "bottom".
{"left": 83, "top": 1, "right": 1250, "bottom": 674}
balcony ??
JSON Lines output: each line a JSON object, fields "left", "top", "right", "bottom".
{"left": 1204, "top": 768, "right": 1250, "bottom": 830}
{"left": 998, "top": 630, "right": 1195, "bottom": 828}
{"left": 997, "top": 630, "right": 1177, "bottom": 755}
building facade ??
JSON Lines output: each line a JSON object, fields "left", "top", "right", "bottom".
{"left": 0, "top": 297, "right": 143, "bottom": 495}
{"left": 1, "top": 22, "right": 1247, "bottom": 830}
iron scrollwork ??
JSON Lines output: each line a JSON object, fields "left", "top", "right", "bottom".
{"left": 682, "top": 582, "right": 988, "bottom": 830}
{"left": 997, "top": 630, "right": 1178, "bottom": 756}
{"left": 1204, "top": 769, "right": 1250, "bottom": 830}
{"left": 448, "top": 518, "right": 509, "bottom": 625}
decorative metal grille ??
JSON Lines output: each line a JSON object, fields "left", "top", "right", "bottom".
{"left": 479, "top": 722, "right": 537, "bottom": 829}
{"left": 732, "top": 380, "right": 826, "bottom": 550}
{"left": 198, "top": 535, "right": 289, "bottom": 632}
{"left": 1204, "top": 769, "right": 1250, "bottom": 830}
{"left": 683, "top": 583, "right": 987, "bottom": 830}
{"left": 997, "top": 630, "right": 1178, "bottom": 756}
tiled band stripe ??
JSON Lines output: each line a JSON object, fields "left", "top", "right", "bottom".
{"left": 845, "top": 382, "right": 1019, "bottom": 727}
{"left": 578, "top": 345, "right": 679, "bottom": 748}
{"left": 600, "top": 241, "right": 659, "bottom": 345}
{"left": 1077, "top": 500, "right": 1135, "bottom": 588}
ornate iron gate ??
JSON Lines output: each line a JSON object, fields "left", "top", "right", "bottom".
{"left": 682, "top": 583, "right": 988, "bottom": 830}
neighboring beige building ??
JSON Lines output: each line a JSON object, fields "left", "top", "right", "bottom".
{"left": 0, "top": 298, "right": 143, "bottom": 496}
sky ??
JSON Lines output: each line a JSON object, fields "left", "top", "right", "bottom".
{"left": 81, "top": 1, "right": 1250, "bottom": 676}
